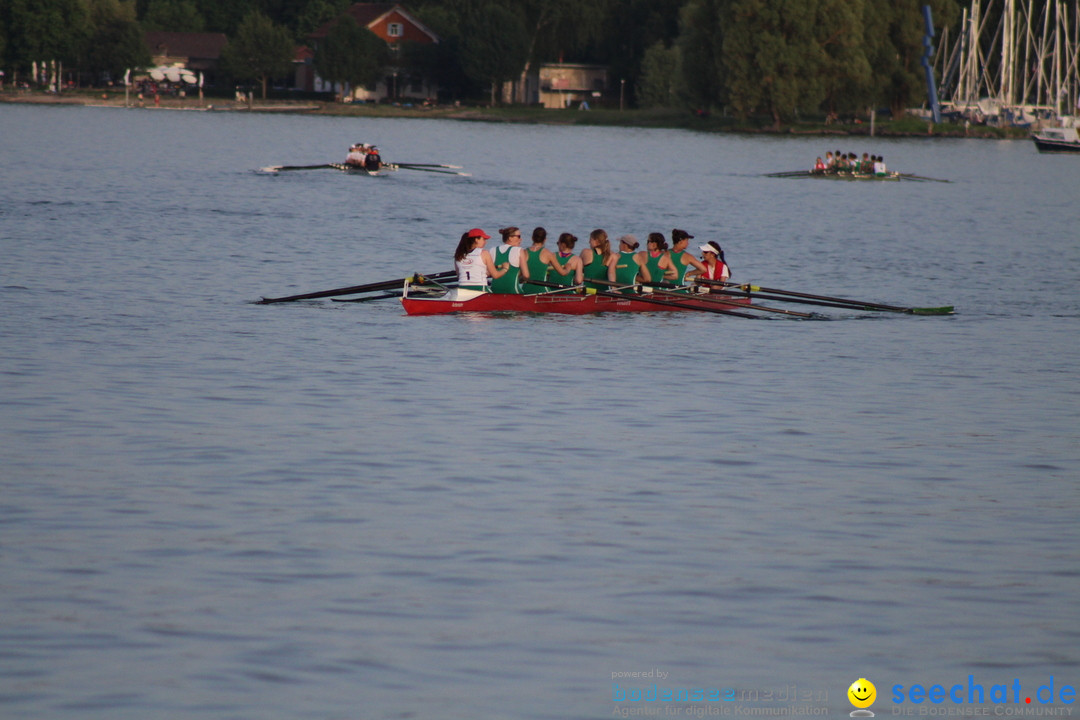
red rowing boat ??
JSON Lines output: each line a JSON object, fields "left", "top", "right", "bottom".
{"left": 400, "top": 287, "right": 753, "bottom": 316}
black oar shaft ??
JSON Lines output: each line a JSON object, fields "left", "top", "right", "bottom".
{"left": 258, "top": 271, "right": 454, "bottom": 304}
{"left": 551, "top": 279, "right": 758, "bottom": 318}
{"left": 701, "top": 280, "right": 915, "bottom": 313}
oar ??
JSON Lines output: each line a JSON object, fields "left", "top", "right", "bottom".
{"left": 648, "top": 287, "right": 815, "bottom": 318}
{"left": 257, "top": 271, "right": 455, "bottom": 304}
{"left": 397, "top": 163, "right": 465, "bottom": 169}
{"left": 260, "top": 164, "right": 338, "bottom": 172}
{"left": 395, "top": 165, "right": 472, "bottom": 177}
{"left": 765, "top": 170, "right": 812, "bottom": 178}
{"left": 898, "top": 172, "right": 950, "bottom": 183}
{"left": 331, "top": 284, "right": 451, "bottom": 303}
{"left": 538, "top": 279, "right": 759, "bottom": 318}
{"left": 698, "top": 280, "right": 953, "bottom": 315}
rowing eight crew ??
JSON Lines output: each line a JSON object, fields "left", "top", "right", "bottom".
{"left": 813, "top": 150, "right": 886, "bottom": 175}
{"left": 345, "top": 142, "right": 382, "bottom": 171}
{"left": 453, "top": 227, "right": 730, "bottom": 294}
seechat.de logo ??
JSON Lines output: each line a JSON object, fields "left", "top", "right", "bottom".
{"left": 848, "top": 678, "right": 877, "bottom": 717}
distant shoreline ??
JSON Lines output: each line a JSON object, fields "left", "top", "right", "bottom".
{"left": 0, "top": 90, "right": 1031, "bottom": 139}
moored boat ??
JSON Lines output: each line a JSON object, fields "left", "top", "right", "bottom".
{"left": 1031, "top": 126, "right": 1080, "bottom": 153}
{"left": 400, "top": 286, "right": 753, "bottom": 316}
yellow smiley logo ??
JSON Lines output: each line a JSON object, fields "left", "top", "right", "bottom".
{"left": 848, "top": 678, "right": 876, "bottom": 709}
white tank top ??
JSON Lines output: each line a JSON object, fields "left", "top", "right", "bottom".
{"left": 456, "top": 247, "right": 489, "bottom": 287}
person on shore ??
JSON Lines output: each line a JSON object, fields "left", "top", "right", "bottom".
{"left": 454, "top": 228, "right": 506, "bottom": 291}
{"left": 580, "top": 229, "right": 612, "bottom": 290}
{"left": 522, "top": 226, "right": 569, "bottom": 294}
{"left": 637, "top": 232, "right": 675, "bottom": 286}
{"left": 551, "top": 233, "right": 584, "bottom": 288}
{"left": 668, "top": 229, "right": 707, "bottom": 286}
{"left": 687, "top": 241, "right": 731, "bottom": 285}
{"left": 345, "top": 143, "right": 367, "bottom": 166}
{"left": 607, "top": 235, "right": 650, "bottom": 291}
{"left": 490, "top": 226, "right": 529, "bottom": 294}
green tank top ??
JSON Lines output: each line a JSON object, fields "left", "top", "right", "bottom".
{"left": 670, "top": 251, "right": 691, "bottom": 284}
{"left": 644, "top": 251, "right": 667, "bottom": 286}
{"left": 490, "top": 245, "right": 522, "bottom": 294}
{"left": 583, "top": 251, "right": 608, "bottom": 290}
{"left": 550, "top": 252, "right": 575, "bottom": 287}
{"left": 522, "top": 247, "right": 550, "bottom": 294}
{"left": 612, "top": 251, "right": 640, "bottom": 290}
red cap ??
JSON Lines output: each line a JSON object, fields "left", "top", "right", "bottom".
{"left": 467, "top": 228, "right": 490, "bottom": 239}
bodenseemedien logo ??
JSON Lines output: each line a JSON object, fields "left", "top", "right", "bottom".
{"left": 848, "top": 678, "right": 877, "bottom": 717}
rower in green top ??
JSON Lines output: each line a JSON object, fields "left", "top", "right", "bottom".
{"left": 608, "top": 235, "right": 650, "bottom": 293}
{"left": 668, "top": 228, "right": 707, "bottom": 291}
{"left": 550, "top": 233, "right": 584, "bottom": 287}
{"left": 522, "top": 227, "right": 561, "bottom": 294}
{"left": 581, "top": 228, "right": 612, "bottom": 291}
{"left": 490, "top": 226, "right": 529, "bottom": 294}
{"left": 640, "top": 232, "right": 675, "bottom": 287}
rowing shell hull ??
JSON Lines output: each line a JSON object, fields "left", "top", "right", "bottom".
{"left": 401, "top": 291, "right": 752, "bottom": 316}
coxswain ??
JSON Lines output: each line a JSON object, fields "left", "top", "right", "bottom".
{"left": 345, "top": 143, "right": 367, "bottom": 166}
{"left": 607, "top": 235, "right": 650, "bottom": 292}
{"left": 687, "top": 241, "right": 730, "bottom": 285}
{"left": 453, "top": 228, "right": 506, "bottom": 291}
{"left": 813, "top": 156, "right": 827, "bottom": 173}
{"left": 364, "top": 146, "right": 382, "bottom": 172}
{"left": 580, "top": 229, "right": 612, "bottom": 290}
{"left": 490, "top": 226, "right": 529, "bottom": 294}
{"left": 873, "top": 155, "right": 887, "bottom": 175}
{"left": 668, "top": 229, "right": 707, "bottom": 286}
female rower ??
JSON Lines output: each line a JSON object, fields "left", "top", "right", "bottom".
{"left": 607, "top": 235, "right": 650, "bottom": 291}
{"left": 668, "top": 229, "right": 707, "bottom": 286}
{"left": 637, "top": 232, "right": 674, "bottom": 287}
{"left": 686, "top": 240, "right": 730, "bottom": 286}
{"left": 550, "top": 233, "right": 584, "bottom": 287}
{"left": 490, "top": 226, "right": 529, "bottom": 294}
{"left": 522, "top": 226, "right": 566, "bottom": 294}
{"left": 454, "top": 228, "right": 506, "bottom": 291}
{"left": 580, "top": 229, "right": 611, "bottom": 290}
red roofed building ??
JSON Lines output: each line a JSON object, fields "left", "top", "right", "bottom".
{"left": 298, "top": 3, "right": 439, "bottom": 102}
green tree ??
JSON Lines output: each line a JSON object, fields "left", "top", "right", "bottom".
{"left": 816, "top": 0, "right": 870, "bottom": 115}
{"left": 637, "top": 40, "right": 681, "bottom": 108}
{"left": 459, "top": 2, "right": 529, "bottom": 104}
{"left": 861, "top": 0, "right": 959, "bottom": 119}
{"left": 594, "top": 0, "right": 685, "bottom": 108}
{"left": 678, "top": 0, "right": 727, "bottom": 111}
{"left": 313, "top": 15, "right": 387, "bottom": 100}
{"left": 295, "top": 0, "right": 351, "bottom": 40}
{"left": 221, "top": 11, "right": 294, "bottom": 99}
{"left": 1, "top": 0, "right": 91, "bottom": 80}
{"left": 722, "top": 0, "right": 832, "bottom": 128}
{"left": 142, "top": 0, "right": 205, "bottom": 31}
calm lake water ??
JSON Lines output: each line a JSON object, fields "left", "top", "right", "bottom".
{"left": 1, "top": 103, "right": 1078, "bottom": 719}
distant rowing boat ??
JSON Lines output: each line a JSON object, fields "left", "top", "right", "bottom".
{"left": 258, "top": 162, "right": 470, "bottom": 176}
{"left": 260, "top": 162, "right": 395, "bottom": 175}
{"left": 765, "top": 170, "right": 949, "bottom": 182}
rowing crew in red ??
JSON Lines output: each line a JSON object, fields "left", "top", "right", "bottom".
{"left": 453, "top": 227, "right": 730, "bottom": 294}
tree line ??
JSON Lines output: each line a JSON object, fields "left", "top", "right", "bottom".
{"left": 0, "top": 0, "right": 1045, "bottom": 121}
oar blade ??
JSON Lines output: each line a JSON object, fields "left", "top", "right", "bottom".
{"left": 911, "top": 306, "right": 955, "bottom": 315}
